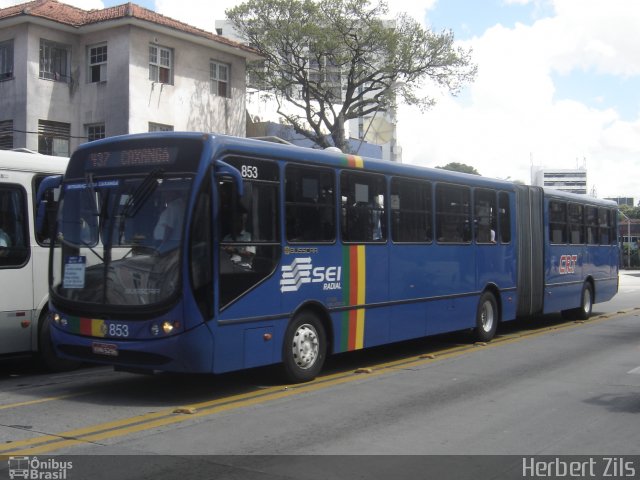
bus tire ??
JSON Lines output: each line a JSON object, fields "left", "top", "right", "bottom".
{"left": 473, "top": 291, "right": 498, "bottom": 342}
{"left": 38, "top": 311, "right": 81, "bottom": 372}
{"left": 573, "top": 282, "right": 593, "bottom": 321}
{"left": 282, "top": 311, "right": 326, "bottom": 383}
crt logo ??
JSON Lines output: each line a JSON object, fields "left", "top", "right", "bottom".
{"left": 558, "top": 254, "right": 578, "bottom": 274}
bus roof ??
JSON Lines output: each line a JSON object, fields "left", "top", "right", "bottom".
{"left": 209, "top": 133, "right": 519, "bottom": 191}
{"left": 542, "top": 187, "right": 618, "bottom": 207}
{"left": 68, "top": 132, "right": 618, "bottom": 207}
{"left": 0, "top": 150, "right": 69, "bottom": 175}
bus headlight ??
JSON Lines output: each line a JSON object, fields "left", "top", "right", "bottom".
{"left": 162, "top": 321, "right": 174, "bottom": 334}
{"left": 150, "top": 323, "right": 160, "bottom": 336}
{"left": 52, "top": 313, "right": 61, "bottom": 325}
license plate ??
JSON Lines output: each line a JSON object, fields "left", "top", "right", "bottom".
{"left": 92, "top": 342, "right": 118, "bottom": 357}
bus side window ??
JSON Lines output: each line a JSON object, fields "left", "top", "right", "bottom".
{"left": 474, "top": 189, "right": 497, "bottom": 244}
{"left": 285, "top": 165, "right": 335, "bottom": 243}
{"left": 0, "top": 186, "right": 29, "bottom": 267}
{"left": 498, "top": 191, "right": 511, "bottom": 243}
{"left": 598, "top": 208, "right": 610, "bottom": 245}
{"left": 586, "top": 206, "right": 599, "bottom": 245}
{"left": 340, "top": 172, "right": 386, "bottom": 243}
{"left": 218, "top": 157, "right": 281, "bottom": 309}
{"left": 390, "top": 177, "right": 432, "bottom": 243}
{"left": 549, "top": 201, "right": 567, "bottom": 244}
{"left": 568, "top": 203, "right": 585, "bottom": 245}
{"left": 436, "top": 184, "right": 471, "bottom": 244}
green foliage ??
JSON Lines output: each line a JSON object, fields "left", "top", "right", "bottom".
{"left": 621, "top": 244, "right": 640, "bottom": 268}
{"left": 226, "top": 0, "right": 476, "bottom": 150}
{"left": 619, "top": 204, "right": 640, "bottom": 219}
{"left": 435, "top": 162, "right": 480, "bottom": 175}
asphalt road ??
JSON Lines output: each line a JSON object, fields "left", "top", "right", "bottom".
{"left": 1, "top": 271, "right": 639, "bottom": 479}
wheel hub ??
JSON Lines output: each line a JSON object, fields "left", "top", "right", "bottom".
{"left": 292, "top": 324, "right": 319, "bottom": 370}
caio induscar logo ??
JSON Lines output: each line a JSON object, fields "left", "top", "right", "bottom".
{"left": 8, "top": 457, "right": 73, "bottom": 479}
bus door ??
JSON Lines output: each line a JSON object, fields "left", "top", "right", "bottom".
{"left": 339, "top": 171, "right": 389, "bottom": 347}
{"left": 214, "top": 157, "right": 282, "bottom": 371}
{"left": 0, "top": 182, "right": 32, "bottom": 353}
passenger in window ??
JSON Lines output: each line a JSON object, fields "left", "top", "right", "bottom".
{"left": 223, "top": 214, "right": 256, "bottom": 268}
{"left": 154, "top": 190, "right": 185, "bottom": 247}
{"left": 0, "top": 210, "right": 11, "bottom": 248}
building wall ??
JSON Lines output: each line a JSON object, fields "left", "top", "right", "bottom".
{"left": 128, "top": 26, "right": 247, "bottom": 137}
{"left": 78, "top": 26, "right": 131, "bottom": 139}
{"left": 25, "top": 23, "right": 81, "bottom": 151}
{"left": 2, "top": 19, "right": 249, "bottom": 154}
{"left": 0, "top": 24, "right": 27, "bottom": 147}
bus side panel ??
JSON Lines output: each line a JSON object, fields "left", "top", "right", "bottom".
{"left": 425, "top": 245, "right": 477, "bottom": 336}
{"left": 215, "top": 269, "right": 284, "bottom": 373}
{"left": 333, "top": 244, "right": 389, "bottom": 351}
{"left": 387, "top": 245, "right": 429, "bottom": 342}
{"left": 0, "top": 177, "right": 34, "bottom": 354}
{"left": 587, "top": 245, "right": 619, "bottom": 304}
{"left": 476, "top": 242, "right": 518, "bottom": 322}
{"left": 544, "top": 244, "right": 585, "bottom": 313}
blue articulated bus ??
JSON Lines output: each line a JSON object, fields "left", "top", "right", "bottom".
{"left": 43, "top": 132, "right": 619, "bottom": 382}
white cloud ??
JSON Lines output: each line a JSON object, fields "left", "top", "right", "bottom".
{"left": 154, "top": 0, "right": 236, "bottom": 32}
{"left": 398, "top": 0, "right": 640, "bottom": 198}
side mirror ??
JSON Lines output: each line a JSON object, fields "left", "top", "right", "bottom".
{"left": 36, "top": 175, "right": 63, "bottom": 235}
{"left": 214, "top": 160, "right": 243, "bottom": 196}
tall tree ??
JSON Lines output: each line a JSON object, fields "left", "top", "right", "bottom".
{"left": 226, "top": 0, "right": 476, "bottom": 151}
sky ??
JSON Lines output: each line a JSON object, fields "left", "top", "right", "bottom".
{"left": 2, "top": 0, "right": 639, "bottom": 200}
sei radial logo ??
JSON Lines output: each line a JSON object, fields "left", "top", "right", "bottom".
{"left": 280, "top": 257, "right": 342, "bottom": 293}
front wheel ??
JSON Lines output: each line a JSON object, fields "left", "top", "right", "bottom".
{"left": 282, "top": 312, "right": 327, "bottom": 383}
{"left": 473, "top": 292, "right": 499, "bottom": 342}
{"left": 39, "top": 311, "right": 81, "bottom": 372}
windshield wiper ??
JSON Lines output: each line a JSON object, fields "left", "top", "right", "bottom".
{"left": 117, "top": 169, "right": 164, "bottom": 244}
{"left": 57, "top": 233, "right": 104, "bottom": 263}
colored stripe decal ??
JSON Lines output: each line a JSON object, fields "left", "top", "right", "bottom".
{"left": 345, "top": 155, "right": 364, "bottom": 169}
{"left": 356, "top": 245, "right": 366, "bottom": 349}
{"left": 65, "top": 316, "right": 106, "bottom": 338}
{"left": 340, "top": 245, "right": 366, "bottom": 352}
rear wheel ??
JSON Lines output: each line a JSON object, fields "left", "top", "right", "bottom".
{"left": 282, "top": 311, "right": 326, "bottom": 383}
{"left": 473, "top": 292, "right": 499, "bottom": 342}
{"left": 573, "top": 282, "right": 593, "bottom": 320}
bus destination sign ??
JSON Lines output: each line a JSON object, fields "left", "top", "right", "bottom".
{"left": 85, "top": 147, "right": 178, "bottom": 170}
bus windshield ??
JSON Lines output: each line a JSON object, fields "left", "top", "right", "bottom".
{"left": 52, "top": 173, "right": 192, "bottom": 308}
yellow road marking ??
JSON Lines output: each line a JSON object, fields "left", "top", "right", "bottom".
{"left": 0, "top": 393, "right": 89, "bottom": 411}
{"left": 1, "top": 308, "right": 637, "bottom": 456}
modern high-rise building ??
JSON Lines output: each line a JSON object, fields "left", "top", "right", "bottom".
{"left": 531, "top": 166, "right": 588, "bottom": 195}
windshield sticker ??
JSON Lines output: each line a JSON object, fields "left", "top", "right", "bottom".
{"left": 63, "top": 256, "right": 86, "bottom": 289}
{"left": 65, "top": 180, "right": 120, "bottom": 191}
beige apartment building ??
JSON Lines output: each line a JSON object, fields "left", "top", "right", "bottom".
{"left": 0, "top": 0, "right": 261, "bottom": 155}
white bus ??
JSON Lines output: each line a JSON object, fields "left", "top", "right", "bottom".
{"left": 0, "top": 149, "right": 77, "bottom": 369}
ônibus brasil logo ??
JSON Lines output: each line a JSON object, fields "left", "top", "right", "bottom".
{"left": 8, "top": 456, "right": 73, "bottom": 480}
{"left": 280, "top": 257, "right": 342, "bottom": 293}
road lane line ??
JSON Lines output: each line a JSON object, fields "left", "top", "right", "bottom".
{"left": 0, "top": 391, "right": 97, "bottom": 411}
{"left": 1, "top": 308, "right": 637, "bottom": 456}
